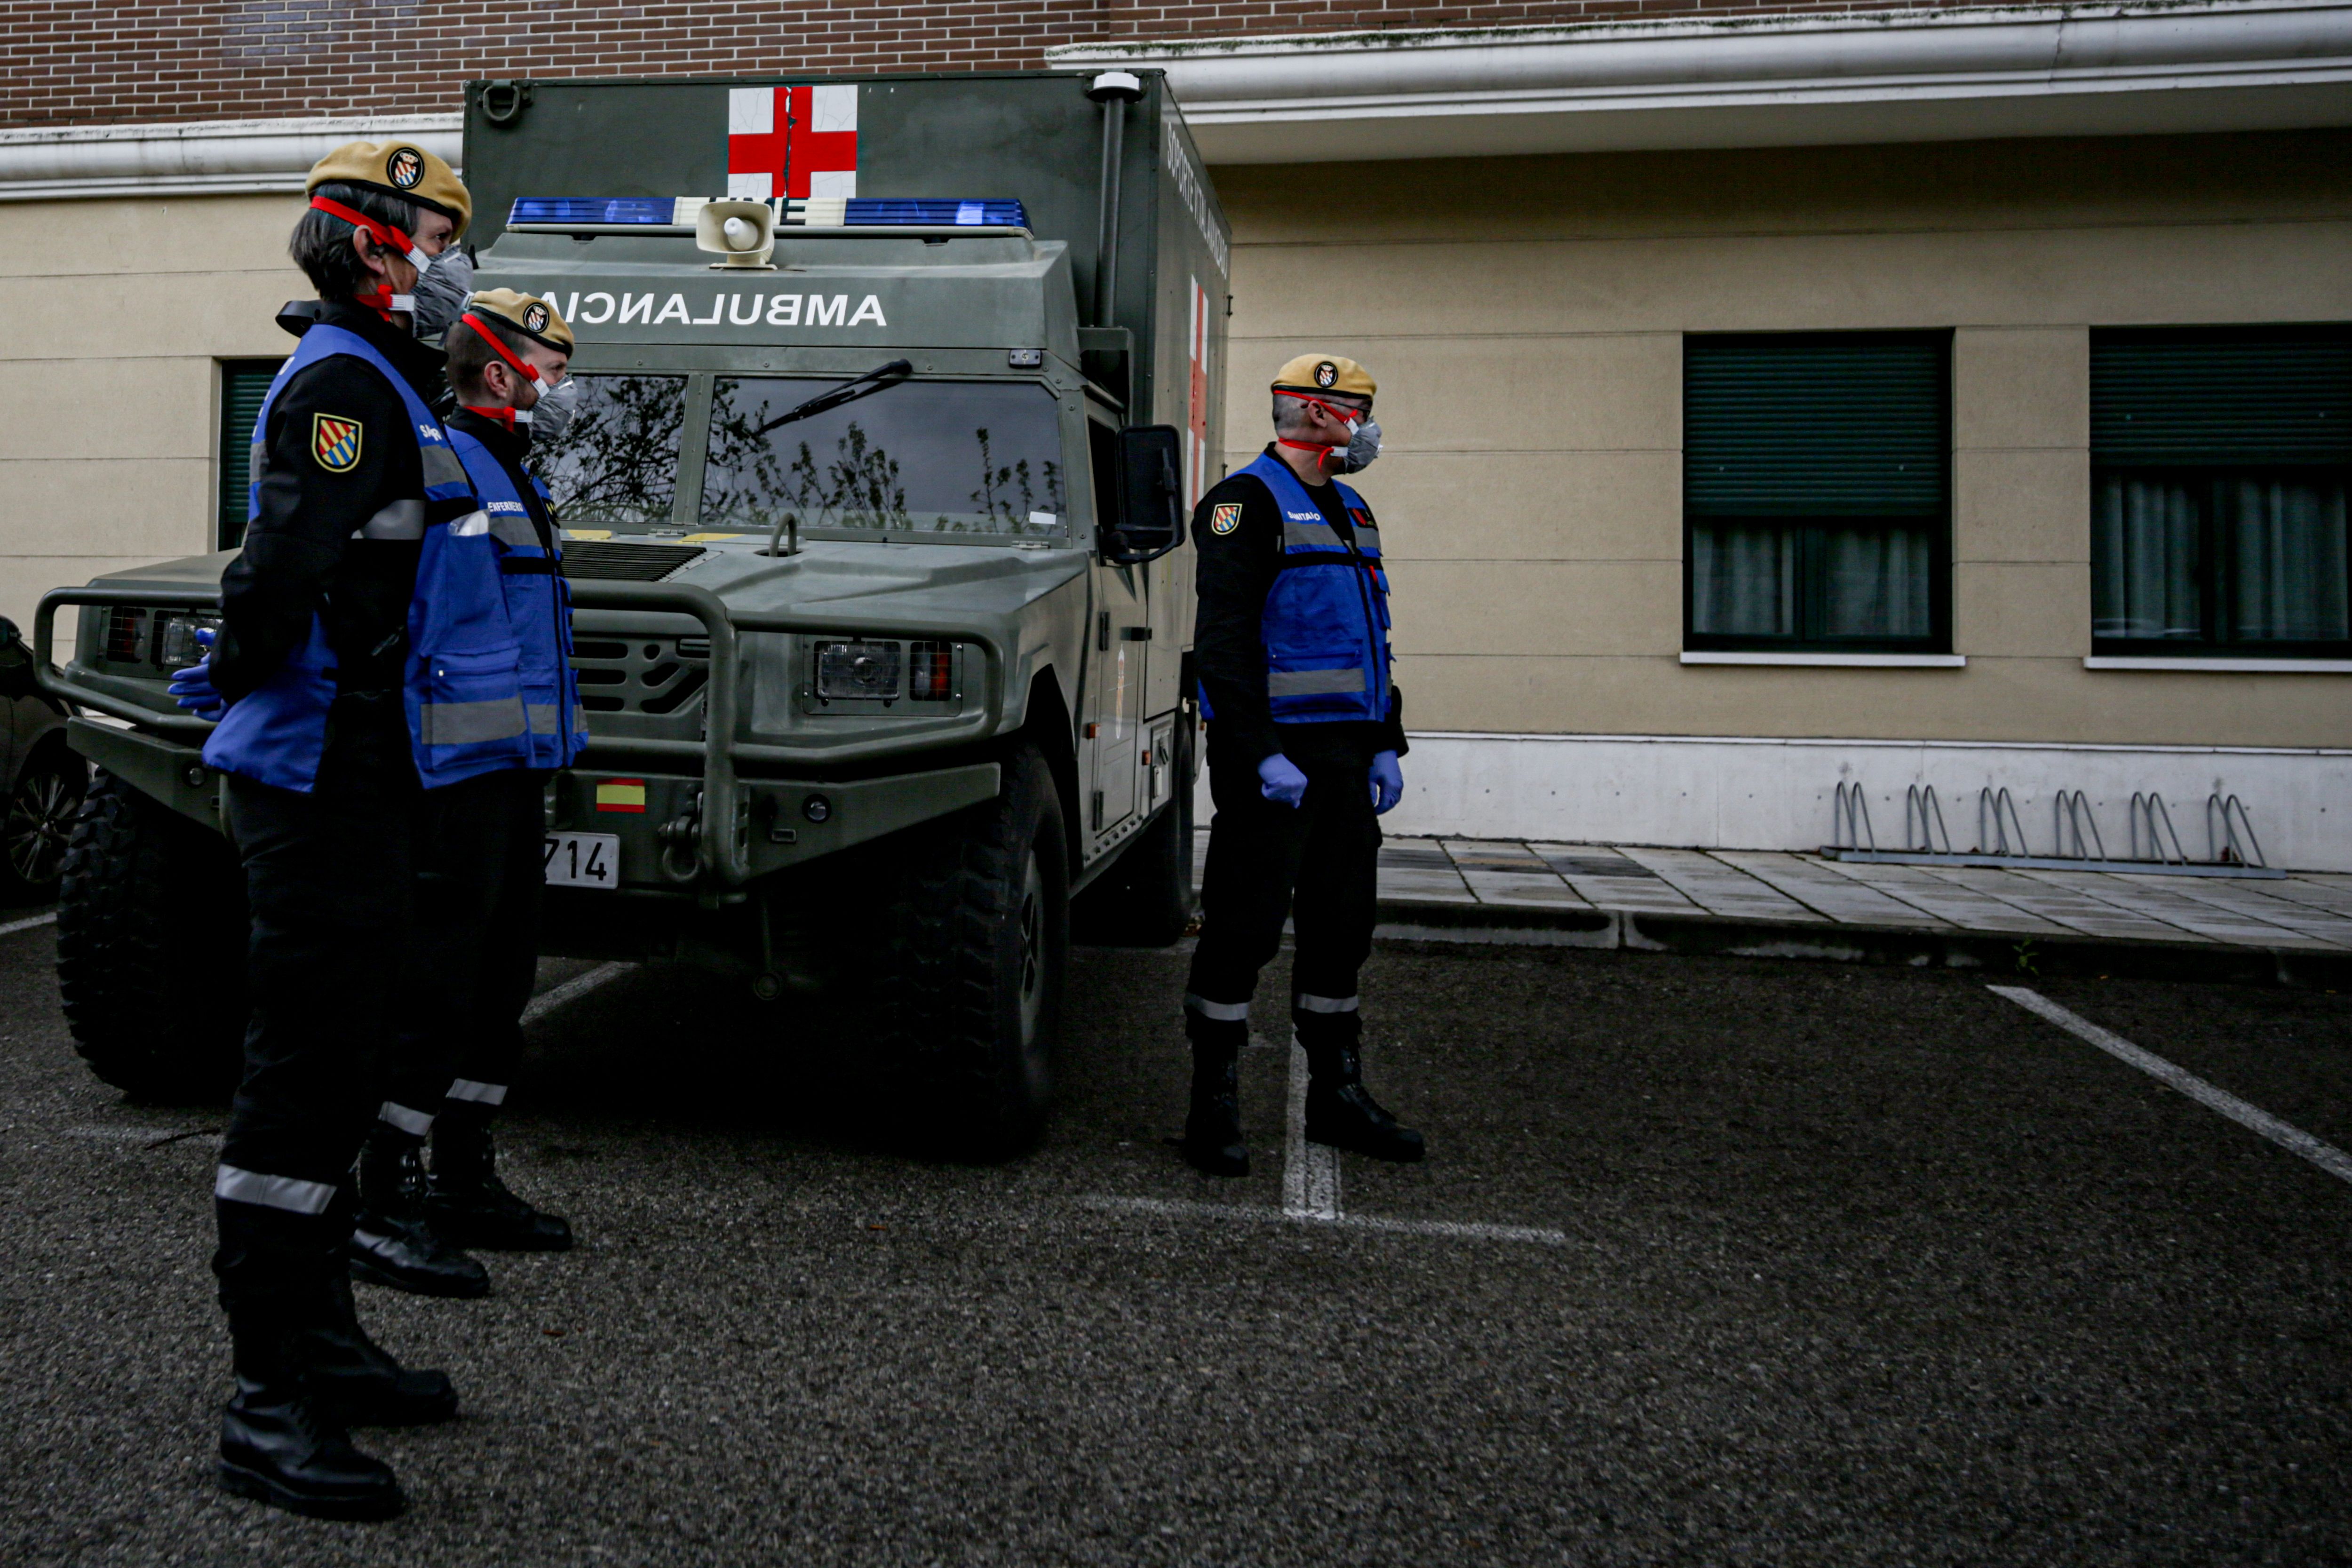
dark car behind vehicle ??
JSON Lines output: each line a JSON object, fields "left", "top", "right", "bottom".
{"left": 0, "top": 616, "right": 80, "bottom": 901}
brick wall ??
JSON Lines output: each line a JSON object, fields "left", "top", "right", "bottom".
{"left": 16, "top": 0, "right": 2008, "bottom": 129}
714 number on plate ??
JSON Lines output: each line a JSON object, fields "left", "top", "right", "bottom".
{"left": 543, "top": 832, "right": 619, "bottom": 889}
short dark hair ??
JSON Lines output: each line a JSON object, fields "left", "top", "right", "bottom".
{"left": 1271, "top": 390, "right": 1364, "bottom": 437}
{"left": 445, "top": 310, "right": 530, "bottom": 400}
{"left": 289, "top": 181, "right": 420, "bottom": 300}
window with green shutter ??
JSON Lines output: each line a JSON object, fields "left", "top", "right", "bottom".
{"left": 2090, "top": 326, "right": 2351, "bottom": 656}
{"left": 216, "top": 360, "right": 281, "bottom": 550}
{"left": 1684, "top": 332, "right": 1952, "bottom": 653}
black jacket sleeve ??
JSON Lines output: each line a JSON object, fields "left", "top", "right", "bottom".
{"left": 212, "top": 359, "right": 410, "bottom": 702}
{"left": 1190, "top": 473, "right": 1284, "bottom": 766}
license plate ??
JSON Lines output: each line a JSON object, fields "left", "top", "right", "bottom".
{"left": 543, "top": 832, "right": 620, "bottom": 890}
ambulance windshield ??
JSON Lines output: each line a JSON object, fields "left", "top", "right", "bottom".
{"left": 533, "top": 374, "right": 688, "bottom": 528}
{"left": 700, "top": 376, "right": 1064, "bottom": 539}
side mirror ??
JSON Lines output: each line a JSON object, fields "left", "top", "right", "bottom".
{"left": 1103, "top": 425, "right": 1185, "bottom": 565}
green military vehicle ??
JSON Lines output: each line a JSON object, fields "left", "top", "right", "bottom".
{"left": 39, "top": 71, "right": 1229, "bottom": 1150}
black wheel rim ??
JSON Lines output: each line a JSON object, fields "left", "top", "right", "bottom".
{"left": 5, "top": 766, "right": 78, "bottom": 887}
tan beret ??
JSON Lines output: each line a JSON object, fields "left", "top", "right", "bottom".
{"left": 306, "top": 141, "right": 472, "bottom": 239}
{"left": 466, "top": 288, "right": 574, "bottom": 354}
{"left": 1272, "top": 353, "right": 1375, "bottom": 401}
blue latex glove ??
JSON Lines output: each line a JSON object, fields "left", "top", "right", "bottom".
{"left": 1257, "top": 752, "right": 1308, "bottom": 808}
{"left": 167, "top": 628, "right": 225, "bottom": 721}
{"left": 1369, "top": 749, "right": 1403, "bottom": 815}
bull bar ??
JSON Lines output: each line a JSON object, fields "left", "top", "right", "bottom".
{"left": 33, "top": 579, "right": 1009, "bottom": 887}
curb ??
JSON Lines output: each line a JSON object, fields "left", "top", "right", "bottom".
{"left": 1372, "top": 899, "right": 2352, "bottom": 989}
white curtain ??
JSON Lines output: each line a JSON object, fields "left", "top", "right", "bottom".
{"left": 1820, "top": 526, "right": 1932, "bottom": 638}
{"left": 1690, "top": 525, "right": 1794, "bottom": 637}
{"left": 2226, "top": 476, "right": 2349, "bottom": 641}
{"left": 2094, "top": 474, "right": 2348, "bottom": 642}
{"left": 1691, "top": 524, "right": 1932, "bottom": 640}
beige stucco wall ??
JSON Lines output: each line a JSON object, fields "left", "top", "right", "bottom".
{"left": 1215, "top": 128, "right": 2352, "bottom": 748}
{"left": 0, "top": 193, "right": 308, "bottom": 652}
{"left": 2, "top": 129, "right": 2346, "bottom": 757}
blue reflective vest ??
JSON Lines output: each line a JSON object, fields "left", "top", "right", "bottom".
{"left": 445, "top": 424, "right": 587, "bottom": 769}
{"left": 1239, "top": 452, "right": 1394, "bottom": 726}
{"left": 204, "top": 323, "right": 529, "bottom": 791}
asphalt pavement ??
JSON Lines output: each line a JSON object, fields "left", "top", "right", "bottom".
{"left": 6, "top": 919, "right": 2352, "bottom": 1565}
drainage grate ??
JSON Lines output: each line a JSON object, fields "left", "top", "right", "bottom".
{"left": 1539, "top": 855, "right": 1661, "bottom": 881}
{"left": 559, "top": 541, "right": 707, "bottom": 582}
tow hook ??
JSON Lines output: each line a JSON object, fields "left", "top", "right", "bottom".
{"left": 655, "top": 795, "right": 702, "bottom": 883}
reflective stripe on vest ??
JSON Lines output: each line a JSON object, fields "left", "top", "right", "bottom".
{"left": 445, "top": 425, "right": 587, "bottom": 771}
{"left": 205, "top": 323, "right": 481, "bottom": 793}
{"left": 1240, "top": 452, "right": 1393, "bottom": 727}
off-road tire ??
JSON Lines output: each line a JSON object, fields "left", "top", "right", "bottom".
{"left": 1070, "top": 714, "right": 1195, "bottom": 947}
{"left": 57, "top": 768, "right": 246, "bottom": 1102}
{"left": 876, "top": 740, "right": 1067, "bottom": 1157}
{"left": 0, "top": 739, "right": 86, "bottom": 900}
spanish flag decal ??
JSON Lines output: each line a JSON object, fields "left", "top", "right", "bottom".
{"left": 595, "top": 778, "right": 647, "bottom": 813}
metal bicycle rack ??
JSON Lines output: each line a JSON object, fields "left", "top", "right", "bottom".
{"left": 1820, "top": 778, "right": 2285, "bottom": 879}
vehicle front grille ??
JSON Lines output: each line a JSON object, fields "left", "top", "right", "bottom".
{"left": 570, "top": 635, "right": 710, "bottom": 715}
{"left": 559, "top": 541, "right": 707, "bottom": 582}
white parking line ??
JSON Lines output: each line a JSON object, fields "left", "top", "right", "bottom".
{"left": 1989, "top": 985, "right": 2352, "bottom": 1186}
{"left": 522, "top": 961, "right": 634, "bottom": 1026}
{"left": 1283, "top": 1038, "right": 1342, "bottom": 1221}
{"left": 1080, "top": 1194, "right": 1568, "bottom": 1247}
{"left": 0, "top": 910, "right": 57, "bottom": 938}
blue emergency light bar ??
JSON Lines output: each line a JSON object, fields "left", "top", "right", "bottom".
{"left": 828, "top": 199, "right": 1028, "bottom": 227}
{"left": 508, "top": 198, "right": 679, "bottom": 225}
{"left": 506, "top": 196, "right": 1029, "bottom": 230}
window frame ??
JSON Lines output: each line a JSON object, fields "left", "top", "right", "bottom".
{"left": 1681, "top": 330, "right": 1955, "bottom": 657}
{"left": 2089, "top": 325, "right": 2352, "bottom": 661}
{"left": 215, "top": 358, "right": 284, "bottom": 551}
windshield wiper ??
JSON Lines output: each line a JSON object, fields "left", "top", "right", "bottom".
{"left": 752, "top": 359, "right": 913, "bottom": 438}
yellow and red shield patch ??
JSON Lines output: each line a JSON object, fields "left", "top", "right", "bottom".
{"left": 312, "top": 414, "right": 362, "bottom": 472}
{"left": 1209, "top": 503, "right": 1243, "bottom": 536}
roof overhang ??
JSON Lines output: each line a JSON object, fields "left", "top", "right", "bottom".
{"left": 1049, "top": 0, "right": 2352, "bottom": 163}
{"left": 0, "top": 114, "right": 461, "bottom": 202}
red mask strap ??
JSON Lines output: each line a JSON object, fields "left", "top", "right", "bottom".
{"left": 460, "top": 312, "right": 542, "bottom": 390}
{"left": 461, "top": 404, "right": 520, "bottom": 431}
{"left": 1275, "top": 438, "right": 1346, "bottom": 472}
{"left": 350, "top": 283, "right": 398, "bottom": 322}
{"left": 309, "top": 194, "right": 426, "bottom": 270}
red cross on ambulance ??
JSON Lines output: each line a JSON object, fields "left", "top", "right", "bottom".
{"left": 727, "top": 86, "right": 858, "bottom": 201}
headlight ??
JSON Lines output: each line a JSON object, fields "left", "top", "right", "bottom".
{"left": 815, "top": 640, "right": 902, "bottom": 701}
{"left": 152, "top": 612, "right": 222, "bottom": 671}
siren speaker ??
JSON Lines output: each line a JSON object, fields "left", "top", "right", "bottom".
{"left": 695, "top": 199, "right": 776, "bottom": 269}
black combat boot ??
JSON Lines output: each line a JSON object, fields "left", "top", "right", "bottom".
{"left": 426, "top": 1109, "right": 573, "bottom": 1251}
{"left": 299, "top": 1270, "right": 460, "bottom": 1427}
{"left": 1296, "top": 1009, "right": 1425, "bottom": 1163}
{"left": 218, "top": 1302, "right": 405, "bottom": 1521}
{"left": 1178, "top": 1012, "right": 1250, "bottom": 1178}
{"left": 350, "top": 1126, "right": 492, "bottom": 1298}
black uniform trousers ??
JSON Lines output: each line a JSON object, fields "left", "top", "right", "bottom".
{"left": 214, "top": 696, "right": 420, "bottom": 1308}
{"left": 381, "top": 767, "right": 547, "bottom": 1129}
{"left": 1184, "top": 725, "right": 1382, "bottom": 1015}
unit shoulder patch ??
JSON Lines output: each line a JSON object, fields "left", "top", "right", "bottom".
{"left": 1209, "top": 502, "right": 1243, "bottom": 536}
{"left": 312, "top": 414, "right": 363, "bottom": 473}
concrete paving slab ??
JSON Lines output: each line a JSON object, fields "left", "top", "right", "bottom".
{"left": 1715, "top": 851, "right": 1955, "bottom": 929}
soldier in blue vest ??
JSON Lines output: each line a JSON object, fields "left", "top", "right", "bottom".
{"left": 1178, "top": 354, "right": 1426, "bottom": 1177}
{"left": 164, "top": 141, "right": 512, "bottom": 1520}
{"left": 377, "top": 288, "right": 586, "bottom": 1254}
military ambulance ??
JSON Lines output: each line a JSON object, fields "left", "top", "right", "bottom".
{"left": 39, "top": 72, "right": 1229, "bottom": 1151}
